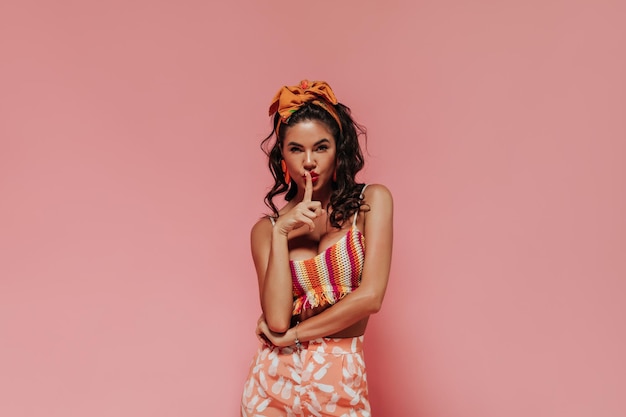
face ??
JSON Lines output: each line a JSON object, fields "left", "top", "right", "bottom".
{"left": 281, "top": 119, "right": 337, "bottom": 193}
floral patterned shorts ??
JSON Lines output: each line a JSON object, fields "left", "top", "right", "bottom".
{"left": 241, "top": 336, "right": 370, "bottom": 417}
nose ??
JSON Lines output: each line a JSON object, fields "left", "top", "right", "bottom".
{"left": 303, "top": 151, "right": 316, "bottom": 169}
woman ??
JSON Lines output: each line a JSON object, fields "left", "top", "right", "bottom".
{"left": 241, "top": 80, "right": 393, "bottom": 417}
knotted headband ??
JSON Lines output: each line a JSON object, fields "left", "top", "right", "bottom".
{"left": 269, "top": 80, "right": 342, "bottom": 134}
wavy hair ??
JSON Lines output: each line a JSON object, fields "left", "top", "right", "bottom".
{"left": 260, "top": 101, "right": 367, "bottom": 228}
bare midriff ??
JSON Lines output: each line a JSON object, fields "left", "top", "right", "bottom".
{"left": 293, "top": 303, "right": 369, "bottom": 338}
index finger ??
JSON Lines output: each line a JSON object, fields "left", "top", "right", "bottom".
{"left": 303, "top": 171, "right": 313, "bottom": 202}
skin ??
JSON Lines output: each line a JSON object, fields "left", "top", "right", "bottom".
{"left": 251, "top": 119, "right": 393, "bottom": 347}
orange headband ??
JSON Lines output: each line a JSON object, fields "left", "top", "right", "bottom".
{"left": 269, "top": 80, "right": 342, "bottom": 134}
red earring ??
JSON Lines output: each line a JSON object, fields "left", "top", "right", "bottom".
{"left": 281, "top": 160, "right": 291, "bottom": 184}
{"left": 333, "top": 170, "right": 337, "bottom": 182}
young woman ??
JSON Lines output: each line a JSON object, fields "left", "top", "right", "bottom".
{"left": 241, "top": 80, "right": 393, "bottom": 417}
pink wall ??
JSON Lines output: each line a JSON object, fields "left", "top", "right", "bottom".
{"left": 1, "top": 1, "right": 625, "bottom": 416}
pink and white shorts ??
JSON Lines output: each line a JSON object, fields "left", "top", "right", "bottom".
{"left": 241, "top": 336, "right": 370, "bottom": 417}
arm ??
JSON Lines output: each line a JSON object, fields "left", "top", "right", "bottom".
{"left": 260, "top": 184, "right": 393, "bottom": 346}
{"left": 250, "top": 219, "right": 293, "bottom": 333}
{"left": 252, "top": 171, "right": 323, "bottom": 333}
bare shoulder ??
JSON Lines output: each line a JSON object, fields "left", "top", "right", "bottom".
{"left": 363, "top": 183, "right": 393, "bottom": 208}
{"left": 250, "top": 216, "right": 274, "bottom": 242}
{"left": 361, "top": 184, "right": 393, "bottom": 255}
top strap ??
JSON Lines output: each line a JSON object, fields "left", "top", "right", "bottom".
{"left": 352, "top": 184, "right": 369, "bottom": 226}
{"left": 269, "top": 216, "right": 276, "bottom": 226}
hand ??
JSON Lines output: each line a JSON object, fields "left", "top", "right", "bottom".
{"left": 256, "top": 316, "right": 294, "bottom": 348}
{"left": 274, "top": 171, "right": 324, "bottom": 235}
{"left": 255, "top": 314, "right": 272, "bottom": 347}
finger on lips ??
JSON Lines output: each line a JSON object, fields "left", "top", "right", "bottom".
{"left": 303, "top": 171, "right": 313, "bottom": 202}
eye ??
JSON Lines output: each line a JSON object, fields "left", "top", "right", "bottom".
{"left": 289, "top": 146, "right": 302, "bottom": 153}
{"left": 316, "top": 145, "right": 329, "bottom": 151}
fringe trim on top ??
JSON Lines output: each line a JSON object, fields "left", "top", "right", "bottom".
{"left": 292, "top": 289, "right": 352, "bottom": 315}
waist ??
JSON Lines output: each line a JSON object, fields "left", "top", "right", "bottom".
{"left": 289, "top": 314, "right": 368, "bottom": 340}
{"left": 269, "top": 336, "right": 364, "bottom": 355}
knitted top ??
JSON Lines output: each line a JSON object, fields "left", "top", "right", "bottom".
{"left": 269, "top": 184, "right": 368, "bottom": 315}
{"left": 289, "top": 222, "right": 365, "bottom": 314}
{"left": 269, "top": 185, "right": 368, "bottom": 314}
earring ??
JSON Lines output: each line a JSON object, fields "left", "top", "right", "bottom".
{"left": 333, "top": 170, "right": 337, "bottom": 182}
{"left": 281, "top": 160, "right": 291, "bottom": 184}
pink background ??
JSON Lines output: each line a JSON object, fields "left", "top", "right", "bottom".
{"left": 1, "top": 1, "right": 625, "bottom": 416}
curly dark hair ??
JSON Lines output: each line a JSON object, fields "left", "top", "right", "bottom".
{"left": 260, "top": 101, "right": 367, "bottom": 228}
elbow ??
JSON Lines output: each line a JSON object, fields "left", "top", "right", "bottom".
{"left": 363, "top": 293, "right": 384, "bottom": 315}
{"left": 261, "top": 298, "right": 292, "bottom": 333}
{"left": 368, "top": 300, "right": 383, "bottom": 314}
{"left": 265, "top": 316, "right": 291, "bottom": 334}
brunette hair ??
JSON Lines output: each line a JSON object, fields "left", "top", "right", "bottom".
{"left": 260, "top": 101, "right": 367, "bottom": 228}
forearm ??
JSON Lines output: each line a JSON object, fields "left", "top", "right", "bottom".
{"left": 291, "top": 288, "right": 382, "bottom": 342}
{"left": 261, "top": 229, "right": 294, "bottom": 332}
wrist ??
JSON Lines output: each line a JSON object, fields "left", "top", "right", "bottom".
{"left": 272, "top": 226, "right": 290, "bottom": 239}
{"left": 293, "top": 321, "right": 302, "bottom": 351}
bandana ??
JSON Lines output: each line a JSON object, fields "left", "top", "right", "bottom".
{"left": 269, "top": 80, "right": 342, "bottom": 133}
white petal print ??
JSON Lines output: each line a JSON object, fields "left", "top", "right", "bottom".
{"left": 312, "top": 352, "right": 325, "bottom": 364}
{"left": 268, "top": 355, "right": 279, "bottom": 376}
{"left": 289, "top": 367, "right": 302, "bottom": 384}
{"left": 242, "top": 337, "right": 370, "bottom": 416}
{"left": 343, "top": 366, "right": 351, "bottom": 379}
{"left": 349, "top": 389, "right": 362, "bottom": 406}
{"left": 259, "top": 370, "right": 268, "bottom": 391}
{"left": 302, "top": 361, "right": 315, "bottom": 381}
{"left": 248, "top": 394, "right": 259, "bottom": 408}
{"left": 345, "top": 355, "right": 356, "bottom": 375}
{"left": 305, "top": 402, "right": 323, "bottom": 417}
{"left": 313, "top": 363, "right": 332, "bottom": 380}
{"left": 271, "top": 376, "right": 284, "bottom": 395}
{"left": 308, "top": 390, "right": 321, "bottom": 409}
{"left": 314, "top": 382, "right": 334, "bottom": 393}
{"left": 256, "top": 398, "right": 271, "bottom": 412}
{"left": 325, "top": 392, "right": 340, "bottom": 412}
{"left": 355, "top": 353, "right": 366, "bottom": 367}
{"left": 281, "top": 380, "right": 293, "bottom": 399}
{"left": 292, "top": 396, "right": 302, "bottom": 414}
{"left": 284, "top": 405, "right": 297, "bottom": 417}
{"left": 342, "top": 382, "right": 357, "bottom": 398}
{"left": 244, "top": 378, "right": 254, "bottom": 398}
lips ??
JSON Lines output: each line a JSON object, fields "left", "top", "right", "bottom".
{"left": 308, "top": 172, "right": 320, "bottom": 183}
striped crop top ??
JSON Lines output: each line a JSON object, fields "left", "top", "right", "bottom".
{"left": 270, "top": 185, "right": 368, "bottom": 315}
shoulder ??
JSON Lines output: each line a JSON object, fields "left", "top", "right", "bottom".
{"left": 361, "top": 184, "right": 393, "bottom": 246}
{"left": 251, "top": 215, "right": 274, "bottom": 241}
{"left": 360, "top": 184, "right": 393, "bottom": 229}
{"left": 362, "top": 183, "right": 393, "bottom": 208}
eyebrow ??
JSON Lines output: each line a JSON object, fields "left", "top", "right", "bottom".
{"left": 286, "top": 138, "right": 331, "bottom": 147}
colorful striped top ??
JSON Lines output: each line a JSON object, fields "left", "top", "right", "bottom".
{"left": 269, "top": 185, "right": 368, "bottom": 315}
{"left": 289, "top": 222, "right": 365, "bottom": 315}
